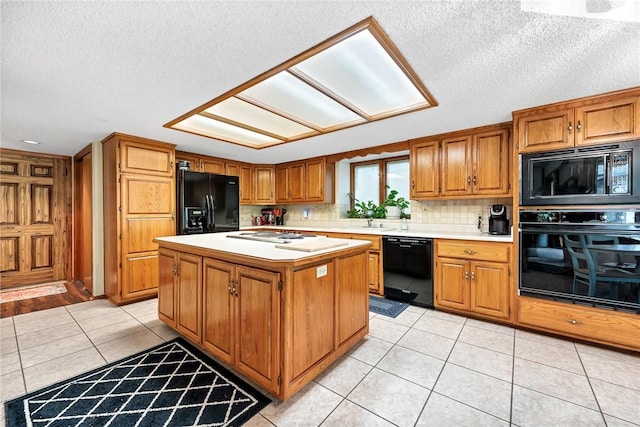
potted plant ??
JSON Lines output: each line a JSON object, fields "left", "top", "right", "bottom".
{"left": 384, "top": 189, "right": 409, "bottom": 219}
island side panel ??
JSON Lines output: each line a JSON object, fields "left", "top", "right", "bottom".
{"left": 336, "top": 252, "right": 369, "bottom": 346}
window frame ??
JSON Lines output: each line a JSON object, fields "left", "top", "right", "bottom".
{"left": 350, "top": 155, "right": 410, "bottom": 214}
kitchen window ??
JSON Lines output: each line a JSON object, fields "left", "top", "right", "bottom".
{"left": 350, "top": 156, "right": 410, "bottom": 216}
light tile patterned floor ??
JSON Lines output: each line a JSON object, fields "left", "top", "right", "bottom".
{"left": 1, "top": 299, "right": 639, "bottom": 426}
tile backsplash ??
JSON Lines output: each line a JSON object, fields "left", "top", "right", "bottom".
{"left": 241, "top": 198, "right": 512, "bottom": 232}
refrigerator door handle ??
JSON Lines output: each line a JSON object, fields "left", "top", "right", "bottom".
{"left": 206, "top": 194, "right": 214, "bottom": 231}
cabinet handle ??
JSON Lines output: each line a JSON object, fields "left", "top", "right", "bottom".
{"left": 568, "top": 122, "right": 573, "bottom": 134}
{"left": 465, "top": 271, "right": 469, "bottom": 280}
{"left": 472, "top": 176, "right": 477, "bottom": 185}
{"left": 234, "top": 279, "right": 239, "bottom": 296}
{"left": 471, "top": 271, "right": 475, "bottom": 280}
{"left": 576, "top": 120, "right": 582, "bottom": 133}
{"left": 467, "top": 176, "right": 471, "bottom": 185}
{"left": 228, "top": 281, "right": 233, "bottom": 294}
{"left": 411, "top": 180, "right": 415, "bottom": 189}
{"left": 464, "top": 249, "right": 477, "bottom": 255}
{"left": 565, "top": 318, "right": 579, "bottom": 325}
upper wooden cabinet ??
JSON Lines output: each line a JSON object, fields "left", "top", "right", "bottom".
{"left": 275, "top": 157, "right": 334, "bottom": 204}
{"left": 175, "top": 151, "right": 225, "bottom": 174}
{"left": 253, "top": 165, "right": 275, "bottom": 205}
{"left": 515, "top": 88, "right": 640, "bottom": 153}
{"left": 102, "top": 133, "right": 176, "bottom": 305}
{"left": 410, "top": 123, "right": 511, "bottom": 199}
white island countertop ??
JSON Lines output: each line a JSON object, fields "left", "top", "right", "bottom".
{"left": 154, "top": 231, "right": 371, "bottom": 261}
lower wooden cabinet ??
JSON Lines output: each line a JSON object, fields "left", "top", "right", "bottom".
{"left": 435, "top": 239, "right": 511, "bottom": 321}
{"left": 155, "top": 242, "right": 370, "bottom": 400}
{"left": 157, "top": 249, "right": 202, "bottom": 342}
{"left": 202, "top": 258, "right": 281, "bottom": 392}
{"left": 517, "top": 297, "right": 640, "bottom": 351}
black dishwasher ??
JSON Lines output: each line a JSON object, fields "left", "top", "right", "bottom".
{"left": 383, "top": 236, "right": 433, "bottom": 308}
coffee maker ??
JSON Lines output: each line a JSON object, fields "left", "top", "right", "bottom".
{"left": 488, "top": 205, "right": 509, "bottom": 235}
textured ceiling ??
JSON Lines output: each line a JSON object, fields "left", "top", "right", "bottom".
{"left": 2, "top": 1, "right": 639, "bottom": 164}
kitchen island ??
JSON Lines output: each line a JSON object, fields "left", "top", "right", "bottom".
{"left": 154, "top": 231, "right": 372, "bottom": 400}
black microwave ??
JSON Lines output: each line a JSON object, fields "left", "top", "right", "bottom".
{"left": 521, "top": 140, "right": 640, "bottom": 206}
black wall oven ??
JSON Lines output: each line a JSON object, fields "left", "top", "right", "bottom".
{"left": 519, "top": 209, "right": 640, "bottom": 313}
{"left": 521, "top": 141, "right": 640, "bottom": 206}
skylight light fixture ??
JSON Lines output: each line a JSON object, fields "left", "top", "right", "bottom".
{"left": 166, "top": 16, "right": 437, "bottom": 149}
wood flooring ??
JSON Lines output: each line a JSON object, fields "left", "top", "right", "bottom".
{"left": 0, "top": 281, "right": 94, "bottom": 318}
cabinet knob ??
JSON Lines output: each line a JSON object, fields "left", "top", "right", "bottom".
{"left": 568, "top": 122, "right": 573, "bottom": 134}
{"left": 464, "top": 249, "right": 477, "bottom": 255}
{"left": 471, "top": 271, "right": 475, "bottom": 280}
{"left": 566, "top": 319, "right": 578, "bottom": 325}
{"left": 576, "top": 120, "right": 582, "bottom": 132}
{"left": 467, "top": 176, "right": 471, "bottom": 185}
{"left": 472, "top": 176, "right": 477, "bottom": 185}
{"left": 411, "top": 181, "right": 415, "bottom": 189}
{"left": 465, "top": 271, "right": 469, "bottom": 280}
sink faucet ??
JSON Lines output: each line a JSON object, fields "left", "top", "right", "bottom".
{"left": 367, "top": 218, "right": 373, "bottom": 228}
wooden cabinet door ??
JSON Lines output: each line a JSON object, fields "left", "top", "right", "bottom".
{"left": 410, "top": 139, "right": 440, "bottom": 199}
{"left": 120, "top": 175, "right": 175, "bottom": 300}
{"left": 441, "top": 136, "right": 471, "bottom": 196}
{"left": 202, "top": 258, "right": 235, "bottom": 364}
{"left": 235, "top": 266, "right": 280, "bottom": 392}
{"left": 575, "top": 96, "right": 640, "bottom": 147}
{"left": 517, "top": 109, "right": 575, "bottom": 153}
{"left": 253, "top": 166, "right": 275, "bottom": 204}
{"left": 175, "top": 252, "right": 202, "bottom": 343}
{"left": 290, "top": 262, "right": 335, "bottom": 380}
{"left": 201, "top": 157, "right": 226, "bottom": 175}
{"left": 238, "top": 165, "right": 253, "bottom": 204}
{"left": 435, "top": 257, "right": 469, "bottom": 311}
{"left": 225, "top": 162, "right": 241, "bottom": 178}
{"left": 367, "top": 251, "right": 382, "bottom": 295}
{"left": 157, "top": 248, "right": 177, "bottom": 327}
{"left": 275, "top": 166, "right": 290, "bottom": 203}
{"left": 305, "top": 159, "right": 325, "bottom": 202}
{"left": 119, "top": 139, "right": 175, "bottom": 177}
{"left": 289, "top": 163, "right": 306, "bottom": 202}
{"left": 472, "top": 128, "right": 510, "bottom": 195}
{"left": 175, "top": 152, "right": 201, "bottom": 171}
{"left": 336, "top": 252, "right": 368, "bottom": 346}
{"left": 470, "top": 261, "right": 509, "bottom": 319}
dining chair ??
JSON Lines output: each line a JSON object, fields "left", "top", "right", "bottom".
{"left": 563, "top": 234, "right": 639, "bottom": 300}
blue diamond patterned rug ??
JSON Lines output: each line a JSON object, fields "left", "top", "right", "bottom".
{"left": 369, "top": 296, "right": 409, "bottom": 318}
{"left": 5, "top": 338, "right": 270, "bottom": 426}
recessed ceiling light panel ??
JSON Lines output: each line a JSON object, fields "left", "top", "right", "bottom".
{"left": 165, "top": 16, "right": 437, "bottom": 149}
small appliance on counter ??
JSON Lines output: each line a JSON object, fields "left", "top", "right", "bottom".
{"left": 258, "top": 208, "right": 287, "bottom": 225}
{"left": 488, "top": 204, "right": 509, "bottom": 235}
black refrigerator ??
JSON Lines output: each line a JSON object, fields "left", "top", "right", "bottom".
{"left": 177, "top": 170, "right": 240, "bottom": 234}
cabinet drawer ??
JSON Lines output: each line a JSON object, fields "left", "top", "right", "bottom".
{"left": 435, "top": 240, "right": 510, "bottom": 262}
{"left": 352, "top": 235, "right": 381, "bottom": 251}
{"left": 518, "top": 297, "right": 640, "bottom": 350}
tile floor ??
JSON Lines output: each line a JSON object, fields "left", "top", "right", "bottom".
{"left": 1, "top": 299, "right": 639, "bottom": 426}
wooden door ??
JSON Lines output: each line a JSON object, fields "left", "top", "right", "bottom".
{"left": 410, "top": 139, "right": 440, "bottom": 199}
{"left": 304, "top": 159, "right": 324, "bottom": 202}
{"left": 275, "top": 166, "right": 289, "bottom": 203}
{"left": 73, "top": 146, "right": 93, "bottom": 293}
{"left": 175, "top": 252, "right": 202, "bottom": 343}
{"left": 435, "top": 257, "right": 469, "bottom": 311}
{"left": 201, "top": 157, "right": 226, "bottom": 174}
{"left": 0, "top": 151, "right": 70, "bottom": 289}
{"left": 336, "top": 252, "right": 368, "bottom": 346}
{"left": 175, "top": 152, "right": 201, "bottom": 171}
{"left": 517, "top": 109, "right": 574, "bottom": 153}
{"left": 119, "top": 139, "right": 174, "bottom": 177}
{"left": 367, "top": 252, "right": 382, "bottom": 295}
{"left": 575, "top": 96, "right": 640, "bottom": 146}
{"left": 470, "top": 261, "right": 509, "bottom": 319}
{"left": 234, "top": 266, "right": 280, "bottom": 392}
{"left": 472, "top": 128, "right": 509, "bottom": 195}
{"left": 253, "top": 166, "right": 275, "bottom": 204}
{"left": 238, "top": 165, "right": 253, "bottom": 204}
{"left": 289, "top": 163, "right": 306, "bottom": 202}
{"left": 202, "top": 258, "right": 235, "bottom": 364}
{"left": 157, "top": 248, "right": 176, "bottom": 327}
{"left": 120, "top": 175, "right": 175, "bottom": 300}
{"left": 290, "top": 262, "right": 335, "bottom": 380}
{"left": 441, "top": 136, "right": 471, "bottom": 196}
